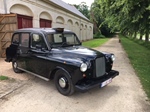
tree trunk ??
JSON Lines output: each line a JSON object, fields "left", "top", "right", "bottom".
{"left": 145, "top": 32, "right": 149, "bottom": 42}
{"left": 129, "top": 32, "right": 132, "bottom": 37}
{"left": 140, "top": 34, "right": 143, "bottom": 40}
{"left": 134, "top": 32, "right": 137, "bottom": 39}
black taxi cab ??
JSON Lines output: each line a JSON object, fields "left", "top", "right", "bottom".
{"left": 5, "top": 28, "right": 119, "bottom": 96}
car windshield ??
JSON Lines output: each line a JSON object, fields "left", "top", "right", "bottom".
{"left": 46, "top": 33, "right": 81, "bottom": 48}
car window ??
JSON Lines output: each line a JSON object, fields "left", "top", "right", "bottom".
{"left": 31, "top": 34, "right": 47, "bottom": 49}
{"left": 47, "top": 34, "right": 54, "bottom": 43}
{"left": 21, "top": 33, "right": 29, "bottom": 47}
{"left": 12, "top": 33, "right": 19, "bottom": 44}
{"left": 64, "top": 34, "right": 79, "bottom": 44}
{"left": 54, "top": 34, "right": 63, "bottom": 43}
{"left": 47, "top": 33, "right": 80, "bottom": 47}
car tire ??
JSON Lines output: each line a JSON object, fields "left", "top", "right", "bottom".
{"left": 12, "top": 60, "right": 22, "bottom": 73}
{"left": 54, "top": 70, "right": 74, "bottom": 96}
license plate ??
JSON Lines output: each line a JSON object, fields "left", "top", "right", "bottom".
{"left": 100, "top": 78, "right": 112, "bottom": 88}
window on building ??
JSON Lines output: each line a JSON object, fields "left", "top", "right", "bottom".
{"left": 40, "top": 19, "right": 52, "bottom": 28}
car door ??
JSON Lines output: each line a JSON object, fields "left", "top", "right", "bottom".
{"left": 26, "top": 33, "right": 50, "bottom": 78}
{"left": 17, "top": 32, "right": 30, "bottom": 69}
{"left": 5, "top": 33, "right": 20, "bottom": 62}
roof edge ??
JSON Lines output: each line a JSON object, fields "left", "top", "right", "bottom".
{"left": 43, "top": 0, "right": 92, "bottom": 23}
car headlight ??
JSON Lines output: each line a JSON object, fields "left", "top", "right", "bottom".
{"left": 111, "top": 55, "right": 115, "bottom": 61}
{"left": 80, "top": 63, "right": 87, "bottom": 72}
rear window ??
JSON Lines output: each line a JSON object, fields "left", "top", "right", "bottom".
{"left": 21, "top": 33, "right": 30, "bottom": 47}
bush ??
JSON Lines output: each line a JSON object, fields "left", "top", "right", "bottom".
{"left": 93, "top": 32, "right": 105, "bottom": 39}
{"left": 100, "top": 24, "right": 114, "bottom": 37}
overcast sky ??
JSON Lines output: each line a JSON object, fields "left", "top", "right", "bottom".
{"left": 62, "top": 0, "right": 94, "bottom": 7}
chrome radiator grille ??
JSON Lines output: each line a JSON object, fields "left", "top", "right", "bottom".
{"left": 96, "top": 57, "right": 106, "bottom": 77}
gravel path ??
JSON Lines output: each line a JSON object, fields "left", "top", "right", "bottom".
{"left": 0, "top": 37, "right": 150, "bottom": 112}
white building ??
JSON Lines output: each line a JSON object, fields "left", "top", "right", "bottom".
{"left": 0, "top": 0, "right": 93, "bottom": 41}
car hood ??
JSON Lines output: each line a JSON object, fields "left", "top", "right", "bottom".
{"left": 47, "top": 46, "right": 104, "bottom": 67}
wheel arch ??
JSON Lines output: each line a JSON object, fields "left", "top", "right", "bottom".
{"left": 49, "top": 66, "right": 71, "bottom": 80}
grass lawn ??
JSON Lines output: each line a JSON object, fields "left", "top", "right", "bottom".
{"left": 82, "top": 38, "right": 109, "bottom": 48}
{"left": 120, "top": 35, "right": 150, "bottom": 99}
{"left": 0, "top": 75, "right": 9, "bottom": 80}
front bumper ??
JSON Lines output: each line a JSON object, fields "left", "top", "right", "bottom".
{"left": 75, "top": 70, "right": 119, "bottom": 92}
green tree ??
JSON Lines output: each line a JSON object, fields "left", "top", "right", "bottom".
{"left": 90, "top": 0, "right": 101, "bottom": 33}
{"left": 90, "top": 0, "right": 112, "bottom": 36}
{"left": 98, "top": 0, "right": 150, "bottom": 41}
{"left": 74, "top": 2, "right": 90, "bottom": 19}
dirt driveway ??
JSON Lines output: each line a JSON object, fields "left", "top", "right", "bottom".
{"left": 0, "top": 37, "right": 150, "bottom": 112}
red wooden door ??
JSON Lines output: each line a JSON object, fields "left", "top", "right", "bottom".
{"left": 17, "top": 14, "right": 33, "bottom": 29}
{"left": 40, "top": 19, "right": 52, "bottom": 28}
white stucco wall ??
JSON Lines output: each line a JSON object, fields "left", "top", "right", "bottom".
{"left": 0, "top": 0, "right": 5, "bottom": 13}
{"left": 0, "top": 0, "right": 93, "bottom": 41}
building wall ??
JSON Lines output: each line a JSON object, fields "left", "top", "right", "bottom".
{"left": 0, "top": 0, "right": 93, "bottom": 41}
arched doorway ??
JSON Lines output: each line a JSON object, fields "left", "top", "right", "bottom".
{"left": 75, "top": 22, "right": 80, "bottom": 39}
{"left": 56, "top": 16, "right": 65, "bottom": 28}
{"left": 67, "top": 19, "right": 73, "bottom": 31}
{"left": 40, "top": 12, "right": 52, "bottom": 28}
{"left": 85, "top": 25, "right": 87, "bottom": 40}
{"left": 80, "top": 24, "right": 84, "bottom": 41}
{"left": 10, "top": 4, "right": 33, "bottom": 29}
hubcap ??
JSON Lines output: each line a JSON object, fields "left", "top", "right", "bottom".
{"left": 59, "top": 77, "right": 67, "bottom": 88}
{"left": 14, "top": 62, "right": 17, "bottom": 68}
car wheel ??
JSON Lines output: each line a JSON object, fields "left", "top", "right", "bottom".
{"left": 54, "top": 70, "right": 74, "bottom": 96}
{"left": 12, "top": 60, "right": 22, "bottom": 73}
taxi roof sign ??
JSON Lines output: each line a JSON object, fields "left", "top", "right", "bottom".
{"left": 53, "top": 28, "right": 64, "bottom": 32}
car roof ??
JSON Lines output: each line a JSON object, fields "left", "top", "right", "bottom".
{"left": 14, "top": 28, "right": 73, "bottom": 34}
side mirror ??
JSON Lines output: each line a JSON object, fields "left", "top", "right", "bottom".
{"left": 35, "top": 44, "right": 47, "bottom": 51}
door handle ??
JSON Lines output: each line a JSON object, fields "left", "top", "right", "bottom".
{"left": 17, "top": 49, "right": 22, "bottom": 54}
